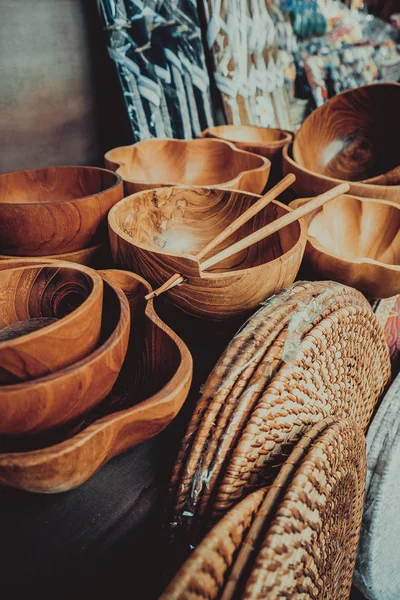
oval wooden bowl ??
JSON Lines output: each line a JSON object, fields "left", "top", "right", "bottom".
{"left": 290, "top": 194, "right": 400, "bottom": 299}
{"left": 283, "top": 143, "right": 400, "bottom": 203}
{"left": 108, "top": 187, "right": 307, "bottom": 320}
{"left": 0, "top": 166, "right": 123, "bottom": 256}
{"left": 0, "top": 278, "right": 130, "bottom": 435}
{"left": 0, "top": 271, "right": 192, "bottom": 493}
{"left": 0, "top": 263, "right": 104, "bottom": 383}
{"left": 293, "top": 83, "right": 400, "bottom": 183}
{"left": 201, "top": 125, "right": 292, "bottom": 160}
{"left": 104, "top": 138, "right": 270, "bottom": 195}
{"left": 0, "top": 244, "right": 112, "bottom": 269}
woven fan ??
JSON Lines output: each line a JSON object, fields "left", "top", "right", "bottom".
{"left": 161, "top": 418, "right": 366, "bottom": 600}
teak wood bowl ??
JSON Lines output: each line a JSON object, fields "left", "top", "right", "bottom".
{"left": 104, "top": 138, "right": 270, "bottom": 195}
{"left": 293, "top": 83, "right": 400, "bottom": 183}
{"left": 0, "top": 263, "right": 103, "bottom": 383}
{"left": 108, "top": 186, "right": 306, "bottom": 320}
{"left": 0, "top": 166, "right": 123, "bottom": 256}
{"left": 201, "top": 124, "right": 292, "bottom": 160}
{"left": 289, "top": 194, "right": 400, "bottom": 299}
{"left": 0, "top": 270, "right": 192, "bottom": 493}
{"left": 0, "top": 244, "right": 111, "bottom": 269}
{"left": 0, "top": 277, "right": 130, "bottom": 435}
{"left": 283, "top": 144, "right": 400, "bottom": 203}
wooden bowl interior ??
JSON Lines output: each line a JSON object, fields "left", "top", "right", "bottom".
{"left": 107, "top": 139, "right": 266, "bottom": 186}
{"left": 111, "top": 187, "right": 302, "bottom": 273}
{"left": 294, "top": 84, "right": 400, "bottom": 182}
{"left": 0, "top": 166, "right": 120, "bottom": 205}
{"left": 205, "top": 125, "right": 289, "bottom": 146}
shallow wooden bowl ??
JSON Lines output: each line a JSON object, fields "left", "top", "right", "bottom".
{"left": 293, "top": 83, "right": 400, "bottom": 182}
{"left": 0, "top": 271, "right": 192, "bottom": 493}
{"left": 201, "top": 125, "right": 292, "bottom": 160}
{"left": 283, "top": 144, "right": 400, "bottom": 203}
{"left": 108, "top": 186, "right": 306, "bottom": 320}
{"left": 290, "top": 194, "right": 400, "bottom": 299}
{"left": 0, "top": 278, "right": 129, "bottom": 435}
{"left": 104, "top": 138, "right": 270, "bottom": 195}
{"left": 0, "top": 244, "right": 112, "bottom": 269}
{"left": 0, "top": 263, "right": 104, "bottom": 383}
{"left": 0, "top": 166, "right": 123, "bottom": 256}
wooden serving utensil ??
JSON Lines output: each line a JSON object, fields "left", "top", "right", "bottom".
{"left": 145, "top": 181, "right": 349, "bottom": 301}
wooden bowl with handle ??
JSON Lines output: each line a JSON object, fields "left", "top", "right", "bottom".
{"left": 104, "top": 138, "right": 270, "bottom": 195}
{"left": 0, "top": 270, "right": 192, "bottom": 493}
{"left": 0, "top": 166, "right": 123, "bottom": 256}
{"left": 0, "top": 244, "right": 112, "bottom": 269}
{"left": 293, "top": 83, "right": 400, "bottom": 183}
{"left": 289, "top": 194, "right": 400, "bottom": 299}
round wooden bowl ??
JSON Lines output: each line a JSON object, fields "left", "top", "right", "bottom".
{"left": 0, "top": 279, "right": 130, "bottom": 435}
{"left": 0, "top": 166, "right": 123, "bottom": 256}
{"left": 0, "top": 263, "right": 103, "bottom": 383}
{"left": 282, "top": 143, "right": 400, "bottom": 203}
{"left": 0, "top": 244, "right": 112, "bottom": 269}
{"left": 290, "top": 194, "right": 400, "bottom": 299}
{"left": 104, "top": 138, "right": 270, "bottom": 195}
{"left": 108, "top": 186, "right": 307, "bottom": 320}
{"left": 293, "top": 83, "right": 400, "bottom": 183}
{"left": 201, "top": 125, "right": 292, "bottom": 160}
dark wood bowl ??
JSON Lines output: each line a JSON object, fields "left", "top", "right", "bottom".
{"left": 104, "top": 138, "right": 270, "bottom": 195}
{"left": 0, "top": 270, "right": 192, "bottom": 493}
{"left": 0, "top": 263, "right": 104, "bottom": 383}
{"left": 0, "top": 244, "right": 112, "bottom": 269}
{"left": 293, "top": 83, "right": 400, "bottom": 182}
{"left": 0, "top": 166, "right": 123, "bottom": 256}
{"left": 108, "top": 186, "right": 306, "bottom": 320}
{"left": 0, "top": 277, "right": 130, "bottom": 435}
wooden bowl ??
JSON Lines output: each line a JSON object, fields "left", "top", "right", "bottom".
{"left": 0, "top": 263, "right": 104, "bottom": 383}
{"left": 283, "top": 143, "right": 400, "bottom": 203}
{"left": 0, "top": 278, "right": 130, "bottom": 435}
{"left": 0, "top": 244, "right": 112, "bottom": 269}
{"left": 0, "top": 166, "right": 123, "bottom": 256}
{"left": 293, "top": 83, "right": 400, "bottom": 183}
{"left": 0, "top": 271, "right": 192, "bottom": 493}
{"left": 108, "top": 186, "right": 306, "bottom": 320}
{"left": 201, "top": 125, "right": 292, "bottom": 159}
{"left": 104, "top": 138, "right": 270, "bottom": 195}
{"left": 289, "top": 194, "right": 400, "bottom": 299}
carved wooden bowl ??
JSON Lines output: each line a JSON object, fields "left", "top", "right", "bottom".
{"left": 0, "top": 244, "right": 111, "bottom": 269}
{"left": 0, "top": 277, "right": 130, "bottom": 435}
{"left": 293, "top": 83, "right": 400, "bottom": 183}
{"left": 104, "top": 138, "right": 270, "bottom": 195}
{"left": 283, "top": 144, "right": 400, "bottom": 203}
{"left": 0, "top": 271, "right": 192, "bottom": 493}
{"left": 0, "top": 166, "right": 123, "bottom": 256}
{"left": 201, "top": 125, "right": 292, "bottom": 160}
{"left": 108, "top": 186, "right": 307, "bottom": 320}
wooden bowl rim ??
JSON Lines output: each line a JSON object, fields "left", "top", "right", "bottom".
{"left": 0, "top": 165, "right": 123, "bottom": 207}
{"left": 105, "top": 138, "right": 271, "bottom": 188}
{"left": 202, "top": 125, "right": 293, "bottom": 148}
{"left": 108, "top": 187, "right": 307, "bottom": 279}
{"left": 0, "top": 262, "right": 103, "bottom": 351}
{"left": 0, "top": 271, "right": 192, "bottom": 466}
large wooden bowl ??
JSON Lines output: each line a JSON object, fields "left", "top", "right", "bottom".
{"left": 0, "top": 244, "right": 112, "bottom": 269}
{"left": 0, "top": 278, "right": 130, "bottom": 435}
{"left": 0, "top": 271, "right": 192, "bottom": 493}
{"left": 108, "top": 186, "right": 306, "bottom": 320}
{"left": 0, "top": 166, "right": 123, "bottom": 256}
{"left": 289, "top": 194, "right": 400, "bottom": 299}
{"left": 283, "top": 144, "right": 400, "bottom": 203}
{"left": 104, "top": 138, "right": 270, "bottom": 195}
{"left": 0, "top": 263, "right": 103, "bottom": 383}
{"left": 293, "top": 83, "right": 400, "bottom": 183}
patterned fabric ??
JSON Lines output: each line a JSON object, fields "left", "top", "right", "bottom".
{"left": 374, "top": 295, "right": 400, "bottom": 377}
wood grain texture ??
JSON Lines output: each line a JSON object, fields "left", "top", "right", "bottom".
{"left": 290, "top": 194, "right": 400, "bottom": 299}
{"left": 0, "top": 279, "right": 129, "bottom": 435}
{"left": 104, "top": 138, "right": 270, "bottom": 195}
{"left": 293, "top": 83, "right": 400, "bottom": 182}
{"left": 0, "top": 166, "right": 123, "bottom": 256}
{"left": 283, "top": 144, "right": 400, "bottom": 204}
{"left": 108, "top": 186, "right": 307, "bottom": 320}
{"left": 0, "top": 264, "right": 103, "bottom": 383}
{"left": 0, "top": 271, "right": 192, "bottom": 493}
{"left": 0, "top": 244, "right": 112, "bottom": 269}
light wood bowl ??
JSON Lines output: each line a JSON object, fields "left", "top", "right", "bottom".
{"left": 289, "top": 194, "right": 400, "bottom": 299}
{"left": 0, "top": 278, "right": 130, "bottom": 435}
{"left": 0, "top": 244, "right": 112, "bottom": 269}
{"left": 201, "top": 125, "right": 292, "bottom": 159}
{"left": 0, "top": 166, "right": 123, "bottom": 256}
{"left": 293, "top": 83, "right": 400, "bottom": 183}
{"left": 104, "top": 138, "right": 270, "bottom": 195}
{"left": 108, "top": 186, "right": 306, "bottom": 320}
{"left": 283, "top": 144, "right": 400, "bottom": 203}
{"left": 0, "top": 271, "right": 192, "bottom": 493}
